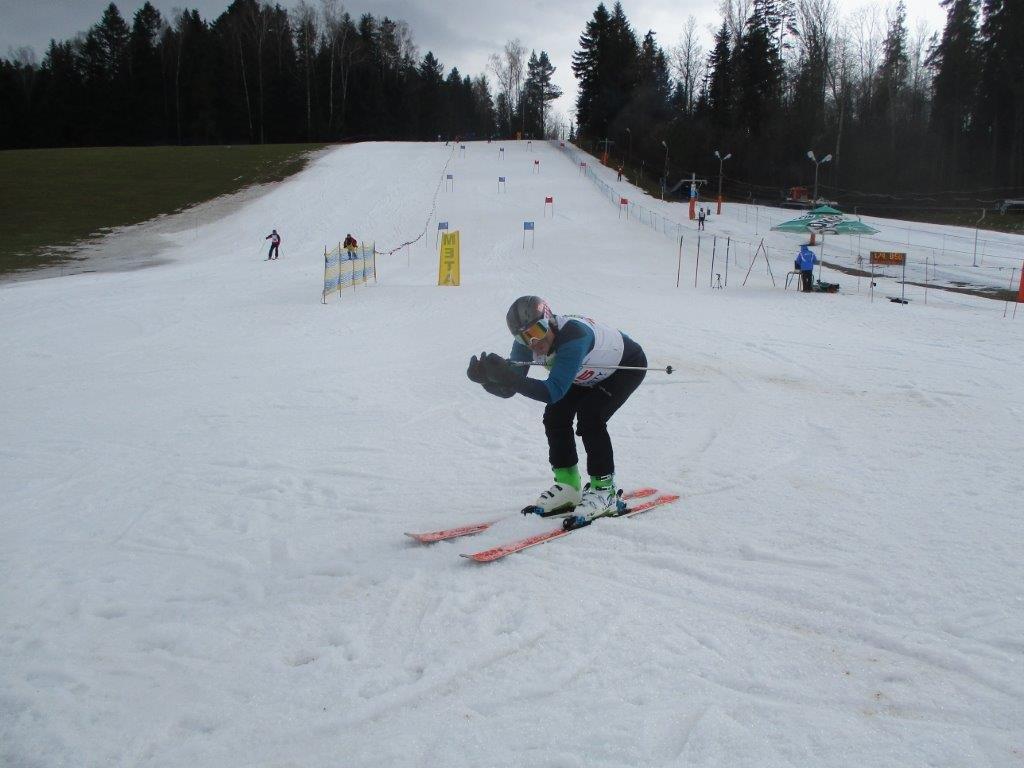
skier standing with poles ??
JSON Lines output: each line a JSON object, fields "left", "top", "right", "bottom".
{"left": 265, "top": 229, "right": 281, "bottom": 260}
{"left": 467, "top": 295, "right": 661, "bottom": 530}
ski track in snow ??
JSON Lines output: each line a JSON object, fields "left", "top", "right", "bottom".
{"left": 1, "top": 140, "right": 1023, "bottom": 768}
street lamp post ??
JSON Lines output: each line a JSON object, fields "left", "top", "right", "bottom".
{"left": 714, "top": 149, "right": 731, "bottom": 215}
{"left": 806, "top": 150, "right": 832, "bottom": 204}
{"left": 661, "top": 140, "right": 669, "bottom": 201}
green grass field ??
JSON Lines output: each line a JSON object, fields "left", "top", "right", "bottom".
{"left": 0, "top": 144, "right": 325, "bottom": 275}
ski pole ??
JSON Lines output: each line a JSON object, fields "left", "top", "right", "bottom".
{"left": 510, "top": 361, "right": 673, "bottom": 374}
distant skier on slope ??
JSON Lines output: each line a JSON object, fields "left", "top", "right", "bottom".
{"left": 343, "top": 233, "right": 358, "bottom": 258}
{"left": 265, "top": 229, "right": 281, "bottom": 260}
{"left": 466, "top": 296, "right": 648, "bottom": 529}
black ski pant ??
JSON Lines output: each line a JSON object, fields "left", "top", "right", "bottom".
{"left": 268, "top": 243, "right": 279, "bottom": 259}
{"left": 543, "top": 343, "right": 646, "bottom": 478}
{"left": 801, "top": 269, "right": 813, "bottom": 292}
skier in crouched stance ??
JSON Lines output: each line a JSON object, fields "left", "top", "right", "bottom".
{"left": 467, "top": 295, "right": 648, "bottom": 530}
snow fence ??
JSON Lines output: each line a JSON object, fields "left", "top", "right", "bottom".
{"left": 322, "top": 242, "right": 376, "bottom": 303}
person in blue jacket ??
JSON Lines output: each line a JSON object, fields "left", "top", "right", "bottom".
{"left": 466, "top": 295, "right": 647, "bottom": 529}
{"left": 795, "top": 244, "right": 818, "bottom": 292}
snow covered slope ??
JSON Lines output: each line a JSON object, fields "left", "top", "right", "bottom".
{"left": 2, "top": 140, "right": 1022, "bottom": 767}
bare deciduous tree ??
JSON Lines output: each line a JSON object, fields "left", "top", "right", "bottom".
{"left": 671, "top": 16, "right": 705, "bottom": 116}
{"left": 719, "top": 0, "right": 753, "bottom": 49}
{"left": 488, "top": 39, "right": 525, "bottom": 135}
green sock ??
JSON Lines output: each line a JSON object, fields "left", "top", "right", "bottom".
{"left": 553, "top": 465, "right": 581, "bottom": 491}
{"left": 590, "top": 474, "right": 614, "bottom": 490}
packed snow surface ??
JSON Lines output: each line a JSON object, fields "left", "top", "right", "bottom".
{"left": 2, "top": 140, "right": 1023, "bottom": 767}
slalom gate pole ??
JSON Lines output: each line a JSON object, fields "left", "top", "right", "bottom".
{"left": 511, "top": 361, "right": 674, "bottom": 374}
{"left": 676, "top": 235, "right": 683, "bottom": 288}
{"left": 709, "top": 236, "right": 717, "bottom": 288}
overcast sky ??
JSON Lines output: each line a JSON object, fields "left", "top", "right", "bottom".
{"left": 0, "top": 0, "right": 948, "bottom": 126}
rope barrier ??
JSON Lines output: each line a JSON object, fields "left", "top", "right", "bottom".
{"left": 375, "top": 142, "right": 457, "bottom": 258}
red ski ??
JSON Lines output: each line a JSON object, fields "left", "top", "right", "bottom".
{"left": 405, "top": 520, "right": 497, "bottom": 544}
{"left": 405, "top": 487, "right": 658, "bottom": 544}
{"left": 461, "top": 493, "right": 680, "bottom": 563}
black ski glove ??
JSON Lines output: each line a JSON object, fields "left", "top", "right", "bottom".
{"left": 481, "top": 352, "right": 520, "bottom": 390}
{"left": 482, "top": 381, "right": 516, "bottom": 399}
{"left": 466, "top": 352, "right": 487, "bottom": 384}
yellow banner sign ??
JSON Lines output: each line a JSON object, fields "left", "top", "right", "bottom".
{"left": 438, "top": 231, "right": 460, "bottom": 286}
{"left": 870, "top": 251, "right": 906, "bottom": 265}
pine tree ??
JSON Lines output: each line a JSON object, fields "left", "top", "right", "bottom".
{"left": 572, "top": 3, "right": 611, "bottom": 138}
{"left": 524, "top": 51, "right": 562, "bottom": 138}
{"left": 471, "top": 75, "right": 497, "bottom": 138}
{"left": 417, "top": 51, "right": 445, "bottom": 138}
{"left": 129, "top": 3, "right": 165, "bottom": 144}
{"left": 735, "top": 0, "right": 783, "bottom": 141}
{"left": 81, "top": 3, "right": 131, "bottom": 143}
{"left": 976, "top": 0, "right": 1024, "bottom": 186}
{"left": 706, "top": 22, "right": 734, "bottom": 141}
{"left": 927, "top": 0, "right": 981, "bottom": 184}
{"left": 636, "top": 31, "right": 672, "bottom": 118}
{"left": 605, "top": 2, "right": 639, "bottom": 127}
{"left": 877, "top": 0, "right": 909, "bottom": 155}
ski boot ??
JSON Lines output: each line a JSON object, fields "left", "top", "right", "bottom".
{"left": 562, "top": 476, "right": 624, "bottom": 530}
{"left": 522, "top": 466, "right": 582, "bottom": 517}
{"left": 521, "top": 482, "right": 582, "bottom": 517}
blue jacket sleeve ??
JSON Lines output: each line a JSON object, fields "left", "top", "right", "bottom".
{"left": 507, "top": 323, "right": 593, "bottom": 404}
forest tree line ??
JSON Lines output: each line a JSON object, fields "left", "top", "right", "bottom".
{"left": 1, "top": 0, "right": 1021, "bottom": 203}
{"left": 0, "top": 0, "right": 559, "bottom": 149}
{"left": 571, "top": 0, "right": 1023, "bottom": 207}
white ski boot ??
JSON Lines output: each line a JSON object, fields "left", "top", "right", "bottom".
{"left": 522, "top": 482, "right": 582, "bottom": 517}
{"left": 562, "top": 478, "right": 623, "bottom": 530}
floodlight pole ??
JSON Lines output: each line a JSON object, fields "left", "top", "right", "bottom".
{"left": 714, "top": 150, "right": 731, "bottom": 214}
{"left": 807, "top": 150, "right": 832, "bottom": 203}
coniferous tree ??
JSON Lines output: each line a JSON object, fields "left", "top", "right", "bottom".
{"left": 706, "top": 22, "right": 734, "bottom": 143}
{"left": 471, "top": 75, "right": 497, "bottom": 138}
{"left": 128, "top": 3, "right": 165, "bottom": 144}
{"left": 572, "top": 3, "right": 611, "bottom": 139}
{"left": 877, "top": 1, "right": 910, "bottom": 157}
{"left": 523, "top": 51, "right": 561, "bottom": 138}
{"left": 81, "top": 3, "right": 131, "bottom": 143}
{"left": 976, "top": 0, "right": 1024, "bottom": 186}
{"left": 604, "top": 2, "right": 640, "bottom": 133}
{"left": 735, "top": 0, "right": 784, "bottom": 145}
{"left": 417, "top": 51, "right": 445, "bottom": 138}
{"left": 634, "top": 31, "right": 672, "bottom": 124}
{"left": 927, "top": 0, "right": 980, "bottom": 184}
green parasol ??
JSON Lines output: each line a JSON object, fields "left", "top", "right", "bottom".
{"left": 772, "top": 207, "right": 880, "bottom": 283}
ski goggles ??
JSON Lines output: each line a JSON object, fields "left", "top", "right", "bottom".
{"left": 517, "top": 318, "right": 550, "bottom": 345}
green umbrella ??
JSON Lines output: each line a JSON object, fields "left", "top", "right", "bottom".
{"left": 772, "top": 209, "right": 880, "bottom": 284}
{"left": 772, "top": 207, "right": 879, "bottom": 236}
{"left": 826, "top": 219, "right": 879, "bottom": 236}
